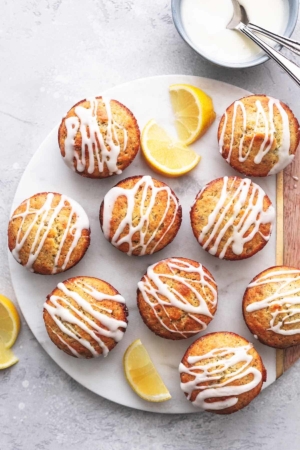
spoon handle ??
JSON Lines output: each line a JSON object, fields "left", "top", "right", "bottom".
{"left": 248, "top": 23, "right": 300, "bottom": 57}
{"left": 238, "top": 23, "right": 300, "bottom": 87}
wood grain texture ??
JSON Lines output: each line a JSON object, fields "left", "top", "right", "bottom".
{"left": 276, "top": 149, "right": 300, "bottom": 377}
{"left": 282, "top": 149, "right": 300, "bottom": 373}
{"left": 276, "top": 171, "right": 284, "bottom": 378}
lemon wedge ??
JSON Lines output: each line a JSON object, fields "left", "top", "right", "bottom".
{"left": 0, "top": 338, "right": 18, "bottom": 369}
{"left": 169, "top": 83, "right": 216, "bottom": 145}
{"left": 141, "top": 119, "right": 201, "bottom": 177}
{"left": 123, "top": 339, "right": 171, "bottom": 402}
{"left": 0, "top": 294, "right": 21, "bottom": 349}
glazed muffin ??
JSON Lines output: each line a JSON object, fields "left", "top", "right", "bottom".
{"left": 100, "top": 175, "right": 182, "bottom": 256}
{"left": 243, "top": 266, "right": 300, "bottom": 348}
{"left": 218, "top": 95, "right": 300, "bottom": 177}
{"left": 8, "top": 192, "right": 90, "bottom": 275}
{"left": 179, "top": 332, "right": 266, "bottom": 414}
{"left": 137, "top": 257, "right": 217, "bottom": 340}
{"left": 190, "top": 176, "right": 275, "bottom": 260}
{"left": 43, "top": 276, "right": 128, "bottom": 358}
{"left": 58, "top": 97, "right": 140, "bottom": 178}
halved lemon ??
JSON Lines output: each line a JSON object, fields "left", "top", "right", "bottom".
{"left": 141, "top": 119, "right": 201, "bottom": 177}
{"left": 169, "top": 83, "right": 216, "bottom": 145}
{"left": 0, "top": 294, "right": 21, "bottom": 349}
{"left": 123, "top": 339, "right": 171, "bottom": 402}
{"left": 0, "top": 338, "right": 18, "bottom": 369}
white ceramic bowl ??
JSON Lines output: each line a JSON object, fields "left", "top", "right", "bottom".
{"left": 172, "top": 0, "right": 299, "bottom": 68}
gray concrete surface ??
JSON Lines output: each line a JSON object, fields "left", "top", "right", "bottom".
{"left": 1, "top": 1, "right": 300, "bottom": 449}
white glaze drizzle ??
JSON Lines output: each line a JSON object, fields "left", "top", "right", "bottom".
{"left": 102, "top": 175, "right": 180, "bottom": 256}
{"left": 11, "top": 193, "right": 89, "bottom": 273}
{"left": 44, "top": 280, "right": 127, "bottom": 357}
{"left": 197, "top": 176, "right": 275, "bottom": 259}
{"left": 48, "top": 325, "right": 81, "bottom": 358}
{"left": 63, "top": 97, "right": 127, "bottom": 176}
{"left": 219, "top": 97, "right": 294, "bottom": 175}
{"left": 179, "top": 343, "right": 262, "bottom": 411}
{"left": 246, "top": 269, "right": 300, "bottom": 336}
{"left": 137, "top": 258, "right": 217, "bottom": 336}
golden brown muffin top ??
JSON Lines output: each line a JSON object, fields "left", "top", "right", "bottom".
{"left": 100, "top": 175, "right": 182, "bottom": 256}
{"left": 137, "top": 257, "right": 217, "bottom": 340}
{"left": 58, "top": 97, "right": 140, "bottom": 178}
{"left": 179, "top": 332, "right": 266, "bottom": 414}
{"left": 218, "top": 95, "right": 300, "bottom": 177}
{"left": 43, "top": 276, "right": 128, "bottom": 358}
{"left": 243, "top": 266, "right": 300, "bottom": 349}
{"left": 190, "top": 176, "right": 275, "bottom": 260}
{"left": 8, "top": 192, "right": 90, "bottom": 275}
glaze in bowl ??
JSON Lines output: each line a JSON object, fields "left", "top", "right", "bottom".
{"left": 172, "top": 0, "right": 299, "bottom": 69}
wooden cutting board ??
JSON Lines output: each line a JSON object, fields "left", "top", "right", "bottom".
{"left": 276, "top": 149, "right": 300, "bottom": 377}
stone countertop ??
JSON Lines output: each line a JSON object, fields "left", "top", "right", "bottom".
{"left": 1, "top": 1, "right": 300, "bottom": 449}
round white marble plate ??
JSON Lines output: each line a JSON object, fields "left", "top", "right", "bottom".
{"left": 9, "top": 75, "right": 277, "bottom": 413}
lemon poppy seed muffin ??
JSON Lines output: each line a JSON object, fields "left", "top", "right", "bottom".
{"left": 243, "top": 266, "right": 300, "bottom": 348}
{"left": 100, "top": 175, "right": 182, "bottom": 256}
{"left": 179, "top": 332, "right": 266, "bottom": 414}
{"left": 43, "top": 276, "right": 128, "bottom": 358}
{"left": 8, "top": 192, "right": 90, "bottom": 275}
{"left": 58, "top": 97, "right": 140, "bottom": 178}
{"left": 218, "top": 95, "right": 300, "bottom": 177}
{"left": 137, "top": 257, "right": 218, "bottom": 340}
{"left": 190, "top": 176, "right": 275, "bottom": 260}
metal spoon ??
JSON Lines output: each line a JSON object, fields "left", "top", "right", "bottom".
{"left": 246, "top": 24, "right": 300, "bottom": 57}
{"left": 227, "top": 0, "right": 300, "bottom": 86}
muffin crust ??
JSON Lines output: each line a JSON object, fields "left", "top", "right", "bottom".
{"left": 43, "top": 276, "right": 128, "bottom": 358}
{"left": 100, "top": 175, "right": 182, "bottom": 256}
{"left": 179, "top": 332, "right": 266, "bottom": 414}
{"left": 58, "top": 97, "right": 140, "bottom": 178}
{"left": 243, "top": 266, "right": 300, "bottom": 348}
{"left": 137, "top": 257, "right": 217, "bottom": 340}
{"left": 218, "top": 95, "right": 300, "bottom": 177}
{"left": 8, "top": 192, "right": 90, "bottom": 275}
{"left": 190, "top": 176, "right": 275, "bottom": 260}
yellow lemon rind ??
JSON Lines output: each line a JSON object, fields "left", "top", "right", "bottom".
{"left": 0, "top": 294, "right": 21, "bottom": 349}
{"left": 123, "top": 339, "right": 171, "bottom": 403}
{"left": 169, "top": 83, "right": 216, "bottom": 145}
{"left": 141, "top": 120, "right": 201, "bottom": 177}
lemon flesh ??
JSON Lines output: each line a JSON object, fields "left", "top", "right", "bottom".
{"left": 169, "top": 83, "right": 216, "bottom": 145}
{"left": 0, "top": 294, "right": 21, "bottom": 348}
{"left": 123, "top": 339, "right": 171, "bottom": 402}
{"left": 0, "top": 338, "right": 18, "bottom": 369}
{"left": 141, "top": 119, "right": 201, "bottom": 177}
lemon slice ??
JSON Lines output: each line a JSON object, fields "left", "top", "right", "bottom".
{"left": 0, "top": 294, "right": 21, "bottom": 348}
{"left": 0, "top": 338, "right": 18, "bottom": 369}
{"left": 123, "top": 339, "right": 171, "bottom": 402}
{"left": 169, "top": 83, "right": 216, "bottom": 145}
{"left": 141, "top": 119, "right": 201, "bottom": 177}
